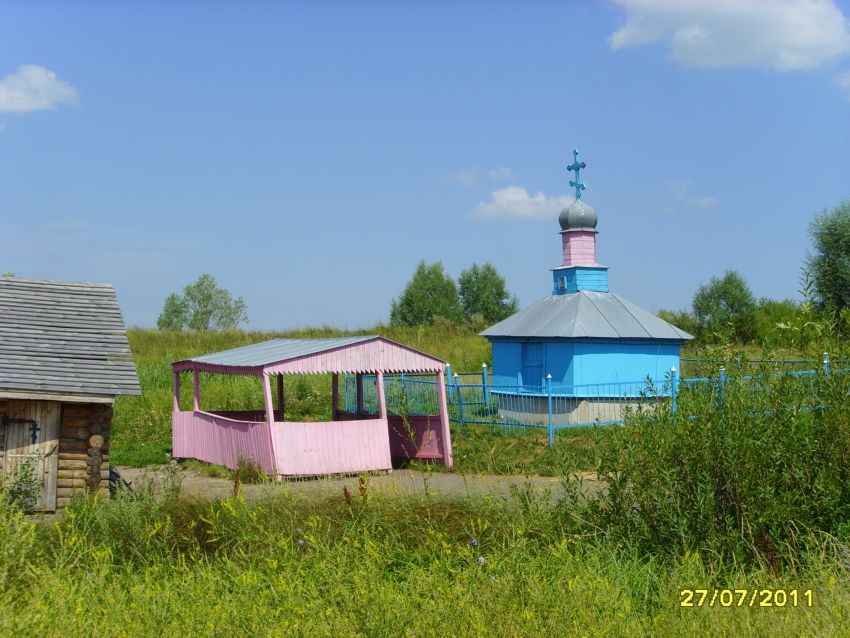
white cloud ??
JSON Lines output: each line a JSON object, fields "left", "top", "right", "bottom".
{"left": 471, "top": 185, "right": 573, "bottom": 220}
{"left": 834, "top": 69, "right": 850, "bottom": 100}
{"left": 445, "top": 167, "right": 478, "bottom": 185}
{"left": 488, "top": 166, "right": 513, "bottom": 179}
{"left": 662, "top": 178, "right": 717, "bottom": 213}
{"left": 610, "top": 0, "right": 850, "bottom": 70}
{"left": 0, "top": 65, "right": 79, "bottom": 113}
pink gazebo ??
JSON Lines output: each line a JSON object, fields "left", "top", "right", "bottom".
{"left": 171, "top": 336, "right": 452, "bottom": 477}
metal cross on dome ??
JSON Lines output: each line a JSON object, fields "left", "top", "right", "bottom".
{"left": 567, "top": 148, "right": 587, "bottom": 200}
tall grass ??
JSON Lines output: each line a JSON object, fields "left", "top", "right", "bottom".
{"left": 2, "top": 478, "right": 848, "bottom": 637}
{"left": 567, "top": 362, "right": 850, "bottom": 569}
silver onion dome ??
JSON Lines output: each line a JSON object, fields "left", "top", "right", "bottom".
{"left": 558, "top": 199, "right": 597, "bottom": 231}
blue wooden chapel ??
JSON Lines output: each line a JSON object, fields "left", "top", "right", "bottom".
{"left": 481, "top": 150, "right": 693, "bottom": 394}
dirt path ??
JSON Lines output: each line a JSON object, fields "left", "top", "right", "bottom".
{"left": 117, "top": 466, "right": 601, "bottom": 504}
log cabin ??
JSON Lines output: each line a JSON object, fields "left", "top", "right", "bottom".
{"left": 0, "top": 277, "right": 140, "bottom": 511}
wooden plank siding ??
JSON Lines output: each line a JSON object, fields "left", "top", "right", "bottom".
{"left": 0, "top": 278, "right": 140, "bottom": 398}
{"left": 272, "top": 418, "right": 392, "bottom": 476}
{"left": 174, "top": 411, "right": 438, "bottom": 475}
{"left": 3, "top": 400, "right": 61, "bottom": 511}
{"left": 172, "top": 411, "right": 277, "bottom": 474}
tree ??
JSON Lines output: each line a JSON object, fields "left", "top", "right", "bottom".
{"left": 692, "top": 270, "right": 756, "bottom": 341}
{"left": 657, "top": 308, "right": 699, "bottom": 337}
{"left": 157, "top": 274, "right": 248, "bottom": 331}
{"left": 458, "top": 262, "right": 518, "bottom": 325}
{"left": 390, "top": 261, "right": 462, "bottom": 326}
{"left": 752, "top": 298, "right": 799, "bottom": 343}
{"left": 808, "top": 201, "right": 850, "bottom": 312}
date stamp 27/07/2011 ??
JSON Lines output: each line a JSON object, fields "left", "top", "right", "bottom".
{"left": 680, "top": 589, "right": 814, "bottom": 608}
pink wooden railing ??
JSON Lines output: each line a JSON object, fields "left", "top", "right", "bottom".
{"left": 386, "top": 414, "right": 446, "bottom": 460}
{"left": 174, "top": 411, "right": 393, "bottom": 476}
{"left": 172, "top": 410, "right": 276, "bottom": 473}
{"left": 272, "top": 418, "right": 392, "bottom": 476}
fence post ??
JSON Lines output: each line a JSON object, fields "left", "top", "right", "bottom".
{"left": 719, "top": 366, "right": 726, "bottom": 413}
{"left": 454, "top": 373, "right": 465, "bottom": 424}
{"left": 446, "top": 364, "right": 453, "bottom": 403}
{"left": 670, "top": 367, "right": 678, "bottom": 418}
{"left": 547, "top": 373, "right": 554, "bottom": 448}
{"left": 482, "top": 363, "right": 489, "bottom": 405}
{"left": 823, "top": 352, "right": 830, "bottom": 375}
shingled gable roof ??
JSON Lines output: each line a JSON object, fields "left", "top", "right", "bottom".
{"left": 173, "top": 336, "right": 447, "bottom": 375}
{"left": 0, "top": 277, "right": 141, "bottom": 401}
{"left": 480, "top": 291, "right": 694, "bottom": 341}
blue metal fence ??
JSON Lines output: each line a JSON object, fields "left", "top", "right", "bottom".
{"left": 344, "top": 371, "right": 676, "bottom": 447}
{"left": 343, "top": 354, "right": 841, "bottom": 448}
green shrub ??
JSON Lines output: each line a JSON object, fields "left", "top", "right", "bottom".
{"left": 2, "top": 458, "right": 42, "bottom": 513}
{"left": 572, "top": 365, "right": 850, "bottom": 569}
{"left": 235, "top": 457, "right": 267, "bottom": 485}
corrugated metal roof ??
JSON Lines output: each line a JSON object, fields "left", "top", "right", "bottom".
{"left": 183, "top": 336, "right": 377, "bottom": 367}
{"left": 0, "top": 277, "right": 141, "bottom": 398}
{"left": 176, "top": 336, "right": 447, "bottom": 374}
{"left": 480, "top": 291, "right": 694, "bottom": 341}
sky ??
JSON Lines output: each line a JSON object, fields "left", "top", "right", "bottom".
{"left": 1, "top": 0, "right": 849, "bottom": 330}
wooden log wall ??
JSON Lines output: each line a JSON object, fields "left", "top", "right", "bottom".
{"left": 56, "top": 403, "right": 112, "bottom": 509}
{"left": 0, "top": 399, "right": 111, "bottom": 509}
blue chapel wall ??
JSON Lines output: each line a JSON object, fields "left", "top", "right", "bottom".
{"left": 490, "top": 341, "right": 524, "bottom": 385}
{"left": 571, "top": 342, "right": 680, "bottom": 387}
{"left": 489, "top": 338, "right": 681, "bottom": 390}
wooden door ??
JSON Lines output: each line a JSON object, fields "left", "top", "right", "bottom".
{"left": 3, "top": 401, "right": 60, "bottom": 511}
{"left": 522, "top": 342, "right": 544, "bottom": 389}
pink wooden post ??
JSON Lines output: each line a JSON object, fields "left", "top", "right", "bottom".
{"left": 276, "top": 374, "right": 284, "bottom": 421}
{"left": 436, "top": 369, "right": 453, "bottom": 468}
{"left": 376, "top": 371, "right": 386, "bottom": 419}
{"left": 192, "top": 369, "right": 201, "bottom": 411}
{"left": 262, "top": 373, "right": 275, "bottom": 424}
{"left": 262, "top": 372, "right": 281, "bottom": 476}
{"left": 172, "top": 370, "right": 181, "bottom": 412}
{"left": 331, "top": 373, "right": 339, "bottom": 420}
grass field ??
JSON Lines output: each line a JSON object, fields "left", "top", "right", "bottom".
{"left": 2, "top": 477, "right": 849, "bottom": 637}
